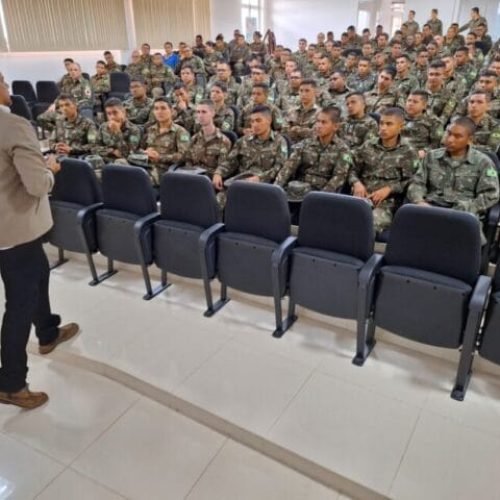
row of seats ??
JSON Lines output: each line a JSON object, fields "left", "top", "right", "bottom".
{"left": 47, "top": 159, "right": 500, "bottom": 402}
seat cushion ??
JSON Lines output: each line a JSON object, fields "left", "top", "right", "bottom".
{"left": 290, "top": 247, "right": 364, "bottom": 319}
{"left": 153, "top": 220, "right": 216, "bottom": 279}
{"left": 217, "top": 232, "right": 287, "bottom": 297}
{"left": 374, "top": 265, "right": 472, "bottom": 348}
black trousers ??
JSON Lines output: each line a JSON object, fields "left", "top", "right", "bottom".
{"left": 0, "top": 238, "right": 60, "bottom": 392}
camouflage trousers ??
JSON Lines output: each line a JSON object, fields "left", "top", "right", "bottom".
{"left": 37, "top": 110, "right": 59, "bottom": 133}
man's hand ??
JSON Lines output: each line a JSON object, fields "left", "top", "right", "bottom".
{"left": 352, "top": 181, "right": 367, "bottom": 198}
{"left": 145, "top": 148, "right": 160, "bottom": 162}
{"left": 212, "top": 174, "right": 224, "bottom": 191}
{"left": 368, "top": 186, "right": 392, "bottom": 206}
{"left": 55, "top": 143, "right": 71, "bottom": 155}
{"left": 418, "top": 150, "right": 427, "bottom": 159}
{"left": 417, "top": 201, "right": 431, "bottom": 206}
{"left": 111, "top": 149, "right": 122, "bottom": 158}
{"left": 107, "top": 120, "right": 122, "bottom": 134}
{"left": 46, "top": 155, "right": 61, "bottom": 174}
{"left": 246, "top": 176, "right": 260, "bottom": 182}
{"left": 242, "top": 128, "right": 252, "bottom": 136}
{"left": 48, "top": 103, "right": 56, "bottom": 113}
{"left": 177, "top": 99, "right": 187, "bottom": 111}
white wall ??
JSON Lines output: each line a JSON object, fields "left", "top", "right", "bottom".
{"left": 210, "top": 0, "right": 242, "bottom": 39}
{"left": 269, "top": 0, "right": 360, "bottom": 48}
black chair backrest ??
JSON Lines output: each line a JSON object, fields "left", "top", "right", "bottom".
{"left": 160, "top": 173, "right": 219, "bottom": 227}
{"left": 298, "top": 192, "right": 374, "bottom": 261}
{"left": 101, "top": 165, "right": 157, "bottom": 216}
{"left": 222, "top": 130, "right": 237, "bottom": 146}
{"left": 225, "top": 182, "right": 290, "bottom": 242}
{"left": 493, "top": 256, "right": 500, "bottom": 292}
{"left": 82, "top": 72, "right": 90, "bottom": 80}
{"left": 10, "top": 95, "right": 33, "bottom": 120}
{"left": 384, "top": 205, "right": 481, "bottom": 285}
{"left": 36, "top": 81, "right": 59, "bottom": 103}
{"left": 483, "top": 150, "right": 500, "bottom": 174}
{"left": 110, "top": 72, "right": 131, "bottom": 93}
{"left": 52, "top": 159, "right": 102, "bottom": 206}
{"left": 12, "top": 81, "right": 37, "bottom": 103}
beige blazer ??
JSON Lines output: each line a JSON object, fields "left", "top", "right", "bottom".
{"left": 0, "top": 111, "right": 54, "bottom": 247}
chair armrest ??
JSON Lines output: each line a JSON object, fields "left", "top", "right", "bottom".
{"left": 487, "top": 204, "right": 500, "bottom": 228}
{"left": 469, "top": 274, "right": 492, "bottom": 316}
{"left": 272, "top": 236, "right": 297, "bottom": 270}
{"left": 199, "top": 223, "right": 225, "bottom": 281}
{"left": 76, "top": 202, "right": 104, "bottom": 225}
{"left": 134, "top": 212, "right": 161, "bottom": 237}
{"left": 357, "top": 253, "right": 385, "bottom": 319}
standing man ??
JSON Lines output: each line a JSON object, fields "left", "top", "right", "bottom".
{"left": 0, "top": 80, "right": 79, "bottom": 409}
{"left": 402, "top": 10, "right": 420, "bottom": 36}
{"left": 427, "top": 9, "right": 443, "bottom": 36}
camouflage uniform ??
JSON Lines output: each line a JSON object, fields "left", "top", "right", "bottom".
{"left": 123, "top": 96, "right": 154, "bottom": 125}
{"left": 364, "top": 88, "right": 400, "bottom": 114}
{"left": 204, "top": 53, "right": 221, "bottom": 77}
{"left": 229, "top": 45, "right": 251, "bottom": 76}
{"left": 470, "top": 49, "right": 485, "bottom": 71}
{"left": 458, "top": 16, "right": 488, "bottom": 33}
{"left": 236, "top": 79, "right": 275, "bottom": 108}
{"left": 319, "top": 88, "right": 349, "bottom": 115}
{"left": 339, "top": 115, "right": 379, "bottom": 148}
{"left": 49, "top": 114, "right": 97, "bottom": 155}
{"left": 179, "top": 55, "right": 206, "bottom": 75}
{"left": 443, "top": 37, "right": 462, "bottom": 55}
{"left": 294, "top": 51, "right": 309, "bottom": 71}
{"left": 184, "top": 84, "right": 205, "bottom": 106}
{"left": 238, "top": 102, "right": 284, "bottom": 135}
{"left": 106, "top": 62, "right": 121, "bottom": 73}
{"left": 468, "top": 114, "right": 500, "bottom": 154}
{"left": 426, "top": 87, "right": 458, "bottom": 124}
{"left": 445, "top": 74, "right": 468, "bottom": 100}
{"left": 283, "top": 104, "right": 319, "bottom": 143}
{"left": 427, "top": 18, "right": 443, "bottom": 36}
{"left": 90, "top": 74, "right": 111, "bottom": 105}
{"left": 394, "top": 74, "right": 419, "bottom": 103}
{"left": 401, "top": 113, "right": 444, "bottom": 151}
{"left": 213, "top": 106, "right": 235, "bottom": 132}
{"left": 184, "top": 128, "right": 232, "bottom": 177}
{"left": 143, "top": 64, "right": 176, "bottom": 96}
{"left": 350, "top": 139, "right": 420, "bottom": 232}
{"left": 402, "top": 20, "right": 420, "bottom": 36}
{"left": 215, "top": 131, "right": 288, "bottom": 183}
{"left": 93, "top": 120, "right": 141, "bottom": 163}
{"left": 347, "top": 73, "right": 377, "bottom": 93}
{"left": 408, "top": 147, "right": 499, "bottom": 220}
{"left": 140, "top": 122, "right": 190, "bottom": 184}
{"left": 275, "top": 135, "right": 353, "bottom": 192}
{"left": 172, "top": 103, "right": 196, "bottom": 134}
{"left": 207, "top": 76, "right": 240, "bottom": 106}
{"left": 125, "top": 62, "right": 145, "bottom": 80}
{"left": 57, "top": 74, "right": 72, "bottom": 92}
{"left": 455, "top": 63, "right": 479, "bottom": 90}
{"left": 412, "top": 65, "right": 428, "bottom": 88}
{"left": 275, "top": 86, "right": 301, "bottom": 112}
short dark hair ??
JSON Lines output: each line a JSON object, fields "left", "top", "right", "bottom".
{"left": 211, "top": 81, "right": 228, "bottom": 92}
{"left": 479, "top": 70, "right": 497, "bottom": 79}
{"left": 252, "top": 82, "right": 269, "bottom": 93}
{"left": 432, "top": 8, "right": 438, "bottom": 14}
{"left": 180, "top": 64, "right": 195, "bottom": 73}
{"left": 104, "top": 97, "right": 124, "bottom": 109}
{"left": 153, "top": 96, "right": 171, "bottom": 106}
{"left": 251, "top": 105, "right": 272, "bottom": 118}
{"left": 429, "top": 60, "right": 446, "bottom": 70}
{"left": 142, "top": 43, "right": 151, "bottom": 48}
{"left": 173, "top": 82, "right": 187, "bottom": 91}
{"left": 455, "top": 46, "right": 469, "bottom": 55}
{"left": 451, "top": 116, "right": 476, "bottom": 135}
{"left": 380, "top": 107, "right": 404, "bottom": 120}
{"left": 346, "top": 91, "right": 365, "bottom": 101}
{"left": 409, "top": 10, "right": 416, "bottom": 15}
{"left": 130, "top": 77, "right": 146, "bottom": 85}
{"left": 381, "top": 66, "right": 397, "bottom": 79}
{"left": 409, "top": 89, "right": 429, "bottom": 102}
{"left": 63, "top": 58, "right": 74, "bottom": 63}
{"left": 103, "top": 50, "right": 112, "bottom": 56}
{"left": 96, "top": 60, "right": 106, "bottom": 66}
{"left": 320, "top": 106, "right": 342, "bottom": 123}
{"left": 300, "top": 78, "right": 317, "bottom": 88}
{"left": 197, "top": 99, "right": 214, "bottom": 109}
{"left": 58, "top": 93, "right": 76, "bottom": 103}
{"left": 396, "top": 54, "right": 411, "bottom": 62}
{"left": 469, "top": 90, "right": 490, "bottom": 101}
{"left": 472, "top": 7, "right": 479, "bottom": 14}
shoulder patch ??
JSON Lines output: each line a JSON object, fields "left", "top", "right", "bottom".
{"left": 487, "top": 167, "right": 498, "bottom": 177}
{"left": 180, "top": 133, "right": 190, "bottom": 142}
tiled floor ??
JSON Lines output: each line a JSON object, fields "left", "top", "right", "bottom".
{"left": 1, "top": 251, "right": 500, "bottom": 499}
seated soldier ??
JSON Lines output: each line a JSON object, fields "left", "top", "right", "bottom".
{"left": 203, "top": 41, "right": 220, "bottom": 77}
{"left": 208, "top": 82, "right": 236, "bottom": 133}
{"left": 37, "top": 62, "right": 93, "bottom": 132}
{"left": 455, "top": 70, "right": 500, "bottom": 119}
{"left": 207, "top": 62, "right": 240, "bottom": 106}
{"left": 123, "top": 78, "right": 154, "bottom": 125}
{"left": 275, "top": 69, "right": 303, "bottom": 112}
{"left": 179, "top": 65, "right": 205, "bottom": 105}
{"left": 140, "top": 43, "right": 152, "bottom": 68}
{"left": 57, "top": 58, "right": 75, "bottom": 92}
{"left": 212, "top": 105, "right": 288, "bottom": 203}
{"left": 364, "top": 66, "right": 400, "bottom": 114}
{"left": 401, "top": 90, "right": 444, "bottom": 158}
{"left": 462, "top": 91, "right": 500, "bottom": 155}
{"left": 139, "top": 97, "right": 190, "bottom": 185}
{"left": 238, "top": 83, "right": 283, "bottom": 136}
{"left": 425, "top": 61, "right": 458, "bottom": 124}
{"left": 49, "top": 94, "right": 97, "bottom": 157}
{"left": 442, "top": 55, "right": 468, "bottom": 101}
{"left": 283, "top": 79, "right": 320, "bottom": 143}
{"left": 184, "top": 100, "right": 232, "bottom": 177}
{"left": 454, "top": 46, "right": 478, "bottom": 89}
{"left": 90, "top": 60, "right": 111, "bottom": 110}
{"left": 178, "top": 45, "right": 206, "bottom": 76}
{"left": 394, "top": 55, "right": 419, "bottom": 104}
{"left": 408, "top": 117, "right": 499, "bottom": 241}
{"left": 103, "top": 51, "right": 121, "bottom": 73}
{"left": 93, "top": 98, "right": 141, "bottom": 164}
{"left": 350, "top": 107, "right": 420, "bottom": 234}
{"left": 339, "top": 92, "right": 378, "bottom": 148}
{"left": 172, "top": 82, "right": 196, "bottom": 134}
{"left": 143, "top": 52, "right": 177, "bottom": 98}
{"left": 412, "top": 48, "right": 429, "bottom": 88}
{"left": 126, "top": 50, "right": 145, "bottom": 79}
{"left": 347, "top": 57, "right": 376, "bottom": 93}
{"left": 319, "top": 71, "right": 350, "bottom": 113}
{"left": 275, "top": 106, "right": 352, "bottom": 211}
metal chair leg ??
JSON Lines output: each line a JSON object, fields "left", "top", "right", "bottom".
{"left": 49, "top": 248, "right": 69, "bottom": 270}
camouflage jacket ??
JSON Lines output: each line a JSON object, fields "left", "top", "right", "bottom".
{"left": 213, "top": 105, "right": 235, "bottom": 132}
{"left": 143, "top": 64, "right": 177, "bottom": 91}
{"left": 394, "top": 74, "right": 419, "bottom": 103}
{"left": 207, "top": 76, "right": 240, "bottom": 106}
{"left": 172, "top": 103, "right": 196, "bottom": 134}
{"left": 125, "top": 62, "right": 146, "bottom": 80}
{"left": 275, "top": 86, "right": 301, "bottom": 113}
{"left": 140, "top": 122, "right": 190, "bottom": 167}
{"left": 63, "top": 78, "right": 93, "bottom": 108}
{"left": 184, "top": 84, "right": 205, "bottom": 106}
{"left": 318, "top": 88, "right": 349, "bottom": 115}
{"left": 216, "top": 131, "right": 288, "bottom": 183}
{"left": 411, "top": 65, "right": 428, "bottom": 88}
{"left": 350, "top": 138, "right": 420, "bottom": 204}
{"left": 445, "top": 74, "right": 468, "bottom": 100}
{"left": 339, "top": 115, "right": 379, "bottom": 148}
{"left": 347, "top": 73, "right": 377, "bottom": 94}
{"left": 90, "top": 74, "right": 111, "bottom": 97}
{"left": 469, "top": 114, "right": 500, "bottom": 154}
{"left": 283, "top": 104, "right": 320, "bottom": 143}
{"left": 401, "top": 113, "right": 444, "bottom": 151}
{"left": 179, "top": 55, "right": 206, "bottom": 75}
{"left": 184, "top": 128, "right": 232, "bottom": 176}
{"left": 275, "top": 135, "right": 353, "bottom": 191}
{"left": 364, "top": 88, "right": 400, "bottom": 114}
{"left": 49, "top": 114, "right": 97, "bottom": 155}
{"left": 402, "top": 20, "right": 420, "bottom": 36}
{"left": 426, "top": 87, "right": 458, "bottom": 124}
{"left": 455, "top": 63, "right": 479, "bottom": 90}
{"left": 427, "top": 18, "right": 443, "bottom": 35}
{"left": 57, "top": 74, "right": 73, "bottom": 92}
{"left": 94, "top": 120, "right": 141, "bottom": 161}
{"left": 123, "top": 96, "right": 154, "bottom": 125}
{"left": 408, "top": 147, "right": 499, "bottom": 215}
{"left": 105, "top": 62, "right": 121, "bottom": 73}
{"left": 238, "top": 102, "right": 284, "bottom": 134}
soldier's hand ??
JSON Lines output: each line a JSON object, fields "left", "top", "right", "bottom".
{"left": 107, "top": 120, "right": 122, "bottom": 134}
{"left": 418, "top": 150, "right": 427, "bottom": 159}
{"left": 417, "top": 201, "right": 431, "bottom": 207}
{"left": 55, "top": 143, "right": 71, "bottom": 154}
{"left": 145, "top": 148, "right": 160, "bottom": 161}
{"left": 112, "top": 149, "right": 122, "bottom": 158}
{"left": 48, "top": 103, "right": 56, "bottom": 113}
{"left": 352, "top": 181, "right": 367, "bottom": 198}
{"left": 46, "top": 154, "right": 61, "bottom": 174}
{"left": 246, "top": 176, "right": 260, "bottom": 183}
{"left": 369, "top": 187, "right": 392, "bottom": 206}
{"left": 243, "top": 128, "right": 252, "bottom": 136}
{"left": 177, "top": 99, "right": 187, "bottom": 110}
{"left": 212, "top": 174, "right": 224, "bottom": 191}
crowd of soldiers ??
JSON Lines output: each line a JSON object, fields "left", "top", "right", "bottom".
{"left": 35, "top": 6, "right": 500, "bottom": 234}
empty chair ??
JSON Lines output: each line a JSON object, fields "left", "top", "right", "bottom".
{"left": 47, "top": 159, "right": 103, "bottom": 284}
{"left": 108, "top": 72, "right": 130, "bottom": 100}
{"left": 213, "top": 182, "right": 297, "bottom": 336}
{"left": 36, "top": 80, "right": 59, "bottom": 104}
{"left": 149, "top": 173, "right": 226, "bottom": 314}
{"left": 95, "top": 165, "right": 164, "bottom": 299}
{"left": 354, "top": 205, "right": 491, "bottom": 401}
{"left": 288, "top": 193, "right": 380, "bottom": 346}
{"left": 82, "top": 72, "right": 90, "bottom": 80}
{"left": 12, "top": 80, "right": 37, "bottom": 106}
{"left": 9, "top": 95, "right": 33, "bottom": 121}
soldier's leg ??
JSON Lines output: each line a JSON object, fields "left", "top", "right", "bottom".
{"left": 36, "top": 110, "right": 58, "bottom": 134}
{"left": 372, "top": 206, "right": 394, "bottom": 234}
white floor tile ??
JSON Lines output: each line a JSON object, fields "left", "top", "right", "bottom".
{"left": 267, "top": 372, "right": 420, "bottom": 495}
{"left": 390, "top": 411, "right": 500, "bottom": 500}
{"left": 0, "top": 356, "right": 139, "bottom": 464}
{"left": 73, "top": 397, "right": 225, "bottom": 500}
{"left": 36, "top": 469, "right": 124, "bottom": 500}
{"left": 175, "top": 341, "right": 314, "bottom": 434}
{"left": 0, "top": 433, "right": 63, "bottom": 500}
{"left": 186, "top": 439, "right": 337, "bottom": 500}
